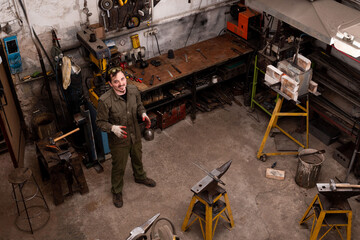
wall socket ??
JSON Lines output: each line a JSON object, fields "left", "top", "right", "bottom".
{"left": 144, "top": 28, "right": 158, "bottom": 37}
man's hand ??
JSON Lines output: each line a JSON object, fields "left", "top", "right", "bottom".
{"left": 111, "top": 125, "right": 127, "bottom": 138}
{"left": 142, "top": 113, "right": 151, "bottom": 129}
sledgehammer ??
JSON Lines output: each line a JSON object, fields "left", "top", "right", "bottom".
{"left": 330, "top": 179, "right": 360, "bottom": 191}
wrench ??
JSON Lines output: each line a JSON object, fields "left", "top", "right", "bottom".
{"left": 101, "top": 12, "right": 108, "bottom": 32}
{"left": 196, "top": 49, "right": 207, "bottom": 59}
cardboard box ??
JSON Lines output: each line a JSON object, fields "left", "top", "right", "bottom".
{"left": 89, "top": 23, "right": 105, "bottom": 40}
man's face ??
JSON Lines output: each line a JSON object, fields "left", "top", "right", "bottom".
{"left": 109, "top": 71, "right": 127, "bottom": 95}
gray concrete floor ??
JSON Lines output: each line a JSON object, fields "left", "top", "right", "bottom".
{"left": 0, "top": 98, "right": 359, "bottom": 240}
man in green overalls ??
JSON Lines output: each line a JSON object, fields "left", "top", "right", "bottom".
{"left": 96, "top": 68, "right": 156, "bottom": 208}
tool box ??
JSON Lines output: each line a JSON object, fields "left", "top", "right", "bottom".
{"left": 156, "top": 103, "right": 186, "bottom": 130}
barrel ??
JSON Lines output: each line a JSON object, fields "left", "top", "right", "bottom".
{"left": 295, "top": 148, "right": 325, "bottom": 188}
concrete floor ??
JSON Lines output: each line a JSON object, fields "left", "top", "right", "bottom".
{"left": 0, "top": 99, "right": 359, "bottom": 240}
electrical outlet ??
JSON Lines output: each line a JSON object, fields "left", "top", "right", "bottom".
{"left": 144, "top": 28, "right": 158, "bottom": 37}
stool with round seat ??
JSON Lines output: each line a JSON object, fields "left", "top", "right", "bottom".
{"left": 8, "top": 167, "right": 50, "bottom": 234}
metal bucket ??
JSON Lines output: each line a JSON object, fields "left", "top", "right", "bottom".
{"left": 295, "top": 148, "right": 325, "bottom": 188}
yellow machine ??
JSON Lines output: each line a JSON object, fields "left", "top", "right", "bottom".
{"left": 77, "top": 29, "right": 112, "bottom": 107}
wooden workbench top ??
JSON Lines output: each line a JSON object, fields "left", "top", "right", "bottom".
{"left": 128, "top": 33, "right": 253, "bottom": 92}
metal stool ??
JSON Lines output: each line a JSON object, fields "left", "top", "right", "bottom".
{"left": 8, "top": 167, "right": 50, "bottom": 234}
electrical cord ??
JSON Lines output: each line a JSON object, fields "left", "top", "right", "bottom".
{"left": 184, "top": 0, "right": 203, "bottom": 47}
{"left": 150, "top": 217, "right": 176, "bottom": 239}
{"left": 153, "top": 33, "right": 161, "bottom": 56}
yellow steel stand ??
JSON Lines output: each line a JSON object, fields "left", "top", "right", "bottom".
{"left": 182, "top": 188, "right": 234, "bottom": 240}
{"left": 299, "top": 194, "right": 352, "bottom": 240}
{"left": 256, "top": 96, "right": 309, "bottom": 161}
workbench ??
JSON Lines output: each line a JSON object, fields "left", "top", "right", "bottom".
{"left": 36, "top": 133, "right": 89, "bottom": 205}
{"left": 127, "top": 33, "right": 253, "bottom": 120}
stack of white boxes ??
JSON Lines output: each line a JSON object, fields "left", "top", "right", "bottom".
{"left": 264, "top": 54, "right": 318, "bottom": 101}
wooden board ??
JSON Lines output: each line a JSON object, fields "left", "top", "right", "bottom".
{"left": 127, "top": 34, "right": 253, "bottom": 92}
{"left": 0, "top": 60, "right": 25, "bottom": 167}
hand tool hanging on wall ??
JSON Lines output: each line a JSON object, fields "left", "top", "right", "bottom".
{"left": 118, "top": 0, "right": 128, "bottom": 6}
{"left": 17, "top": 0, "right": 59, "bottom": 125}
{"left": 99, "top": 0, "right": 113, "bottom": 31}
{"left": 99, "top": 0, "right": 113, "bottom": 18}
{"left": 125, "top": 0, "right": 140, "bottom": 29}
{"left": 33, "top": 27, "right": 67, "bottom": 120}
{"left": 31, "top": 27, "right": 55, "bottom": 73}
{"left": 101, "top": 11, "right": 108, "bottom": 32}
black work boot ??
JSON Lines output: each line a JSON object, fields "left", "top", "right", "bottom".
{"left": 135, "top": 177, "right": 156, "bottom": 187}
{"left": 113, "top": 192, "right": 123, "bottom": 208}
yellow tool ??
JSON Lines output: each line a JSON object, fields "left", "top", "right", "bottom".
{"left": 118, "top": 0, "right": 127, "bottom": 6}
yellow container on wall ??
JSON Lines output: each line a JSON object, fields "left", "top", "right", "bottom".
{"left": 130, "top": 34, "right": 140, "bottom": 49}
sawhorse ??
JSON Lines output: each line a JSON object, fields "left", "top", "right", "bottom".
{"left": 300, "top": 193, "right": 352, "bottom": 240}
{"left": 257, "top": 96, "right": 309, "bottom": 161}
{"left": 182, "top": 186, "right": 234, "bottom": 240}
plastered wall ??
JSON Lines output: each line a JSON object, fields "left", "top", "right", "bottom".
{"left": 0, "top": 0, "right": 234, "bottom": 138}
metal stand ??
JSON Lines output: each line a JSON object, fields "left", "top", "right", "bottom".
{"left": 8, "top": 168, "right": 50, "bottom": 234}
{"left": 300, "top": 194, "right": 352, "bottom": 240}
{"left": 181, "top": 186, "right": 234, "bottom": 240}
{"left": 181, "top": 160, "right": 234, "bottom": 240}
{"left": 257, "top": 96, "right": 309, "bottom": 161}
{"left": 250, "top": 54, "right": 279, "bottom": 116}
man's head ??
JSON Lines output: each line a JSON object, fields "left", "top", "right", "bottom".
{"left": 108, "top": 67, "right": 127, "bottom": 95}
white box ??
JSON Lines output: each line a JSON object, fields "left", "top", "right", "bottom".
{"left": 265, "top": 65, "right": 283, "bottom": 85}
{"left": 266, "top": 65, "right": 283, "bottom": 80}
{"left": 308, "top": 80, "right": 318, "bottom": 93}
{"left": 295, "top": 54, "right": 312, "bottom": 71}
{"left": 281, "top": 85, "right": 299, "bottom": 102}
{"left": 281, "top": 75, "right": 299, "bottom": 92}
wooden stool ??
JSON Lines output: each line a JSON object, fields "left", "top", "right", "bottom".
{"left": 8, "top": 168, "right": 50, "bottom": 234}
{"left": 299, "top": 194, "right": 352, "bottom": 240}
{"left": 182, "top": 186, "right": 234, "bottom": 240}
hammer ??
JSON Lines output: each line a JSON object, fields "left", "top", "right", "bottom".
{"left": 49, "top": 128, "right": 80, "bottom": 146}
{"left": 329, "top": 179, "right": 360, "bottom": 191}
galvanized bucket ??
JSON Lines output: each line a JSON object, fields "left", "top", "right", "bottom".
{"left": 295, "top": 148, "right": 325, "bottom": 188}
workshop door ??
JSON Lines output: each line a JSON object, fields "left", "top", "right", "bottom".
{"left": 0, "top": 58, "right": 25, "bottom": 168}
